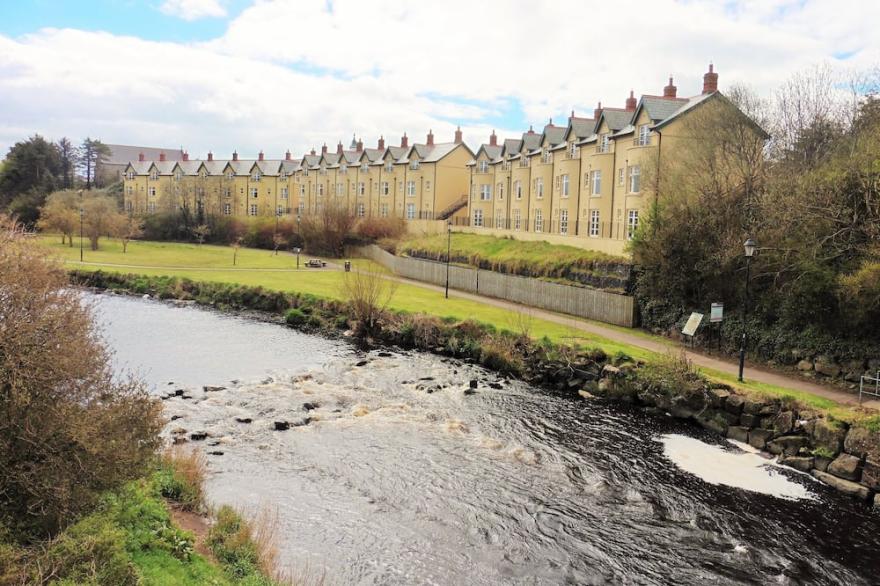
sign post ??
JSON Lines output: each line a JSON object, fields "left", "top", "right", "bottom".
{"left": 710, "top": 303, "right": 723, "bottom": 350}
{"left": 682, "top": 312, "right": 703, "bottom": 346}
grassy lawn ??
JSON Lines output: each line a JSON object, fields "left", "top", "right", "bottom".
{"left": 38, "top": 235, "right": 872, "bottom": 421}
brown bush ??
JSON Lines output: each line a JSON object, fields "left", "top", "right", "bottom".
{"left": 300, "top": 201, "right": 356, "bottom": 257}
{"left": 0, "top": 216, "right": 163, "bottom": 542}
{"left": 354, "top": 216, "right": 406, "bottom": 241}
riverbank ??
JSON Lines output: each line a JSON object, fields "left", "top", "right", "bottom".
{"left": 72, "top": 270, "right": 880, "bottom": 508}
{"left": 0, "top": 451, "right": 293, "bottom": 585}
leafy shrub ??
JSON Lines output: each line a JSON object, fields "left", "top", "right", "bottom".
{"left": 285, "top": 308, "right": 308, "bottom": 326}
{"left": 155, "top": 448, "right": 207, "bottom": 512}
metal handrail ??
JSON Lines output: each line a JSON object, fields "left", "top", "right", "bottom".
{"left": 859, "top": 371, "right": 880, "bottom": 405}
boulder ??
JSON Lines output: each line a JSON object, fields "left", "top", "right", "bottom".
{"left": 717, "top": 411, "right": 741, "bottom": 426}
{"left": 708, "top": 388, "right": 730, "bottom": 409}
{"left": 796, "top": 359, "right": 814, "bottom": 372}
{"left": 811, "top": 419, "right": 847, "bottom": 456}
{"left": 469, "top": 379, "right": 478, "bottom": 389}
{"left": 743, "top": 400, "right": 766, "bottom": 415}
{"left": 726, "top": 426, "right": 750, "bottom": 443}
{"left": 779, "top": 456, "right": 814, "bottom": 472}
{"left": 861, "top": 460, "right": 880, "bottom": 491}
{"left": 813, "top": 356, "right": 842, "bottom": 378}
{"left": 292, "top": 417, "right": 312, "bottom": 427}
{"left": 811, "top": 469, "right": 872, "bottom": 501}
{"left": 463, "top": 388, "right": 477, "bottom": 396}
{"left": 764, "top": 411, "right": 795, "bottom": 434}
{"left": 766, "top": 436, "right": 809, "bottom": 456}
{"left": 170, "top": 415, "right": 183, "bottom": 421}
{"left": 827, "top": 454, "right": 862, "bottom": 482}
{"left": 814, "top": 456, "right": 832, "bottom": 472}
{"left": 740, "top": 414, "right": 760, "bottom": 428}
{"left": 355, "top": 360, "right": 369, "bottom": 367}
{"left": 302, "top": 402, "right": 319, "bottom": 411}
{"left": 695, "top": 411, "right": 728, "bottom": 436}
{"left": 207, "top": 450, "right": 224, "bottom": 456}
{"left": 602, "top": 364, "right": 621, "bottom": 377}
{"left": 273, "top": 421, "right": 290, "bottom": 431}
{"left": 843, "top": 427, "right": 880, "bottom": 460}
{"left": 577, "top": 390, "right": 595, "bottom": 400}
{"left": 725, "top": 395, "right": 745, "bottom": 415}
{"left": 748, "top": 428, "right": 774, "bottom": 450}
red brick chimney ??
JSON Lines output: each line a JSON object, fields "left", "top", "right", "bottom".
{"left": 336, "top": 141, "right": 343, "bottom": 154}
{"left": 625, "top": 90, "right": 637, "bottom": 112}
{"left": 258, "top": 151, "right": 264, "bottom": 161}
{"left": 594, "top": 101, "right": 602, "bottom": 120}
{"left": 356, "top": 138, "right": 363, "bottom": 152}
{"left": 426, "top": 129, "right": 434, "bottom": 146}
{"left": 454, "top": 126, "right": 463, "bottom": 144}
{"left": 285, "top": 150, "right": 291, "bottom": 161}
{"left": 138, "top": 152, "right": 145, "bottom": 162}
{"left": 703, "top": 63, "right": 718, "bottom": 94}
{"left": 321, "top": 143, "right": 328, "bottom": 154}
{"left": 182, "top": 151, "right": 189, "bottom": 161}
{"left": 401, "top": 133, "right": 408, "bottom": 148}
{"left": 159, "top": 152, "right": 166, "bottom": 162}
{"left": 570, "top": 109, "right": 575, "bottom": 121}
{"left": 310, "top": 148, "right": 316, "bottom": 156}
{"left": 489, "top": 130, "right": 497, "bottom": 147}
{"left": 663, "top": 76, "right": 677, "bottom": 98}
{"left": 378, "top": 136, "right": 385, "bottom": 150}
{"left": 207, "top": 151, "right": 213, "bottom": 162}
{"left": 527, "top": 125, "right": 535, "bottom": 135}
{"left": 232, "top": 151, "right": 238, "bottom": 161}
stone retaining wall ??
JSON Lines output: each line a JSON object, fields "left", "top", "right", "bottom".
{"left": 597, "top": 370, "right": 880, "bottom": 505}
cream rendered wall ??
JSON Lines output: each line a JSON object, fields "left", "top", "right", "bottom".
{"left": 551, "top": 138, "right": 582, "bottom": 237}
{"left": 527, "top": 148, "right": 553, "bottom": 234}
{"left": 434, "top": 144, "right": 472, "bottom": 217}
{"left": 492, "top": 160, "right": 510, "bottom": 228}
{"left": 469, "top": 150, "right": 494, "bottom": 226}
{"left": 510, "top": 154, "right": 532, "bottom": 232}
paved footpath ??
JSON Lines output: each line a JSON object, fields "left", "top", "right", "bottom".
{"left": 362, "top": 267, "right": 880, "bottom": 410}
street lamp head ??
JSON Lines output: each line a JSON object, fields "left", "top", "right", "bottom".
{"left": 447, "top": 221, "right": 452, "bottom": 232}
{"left": 743, "top": 238, "right": 757, "bottom": 258}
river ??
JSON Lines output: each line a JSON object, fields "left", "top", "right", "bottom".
{"left": 92, "top": 292, "right": 879, "bottom": 585}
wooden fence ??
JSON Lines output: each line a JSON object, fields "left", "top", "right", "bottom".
{"left": 355, "top": 245, "right": 637, "bottom": 328}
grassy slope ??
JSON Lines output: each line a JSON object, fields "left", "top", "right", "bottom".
{"left": 395, "top": 232, "right": 628, "bottom": 267}
{"left": 39, "top": 236, "right": 869, "bottom": 422}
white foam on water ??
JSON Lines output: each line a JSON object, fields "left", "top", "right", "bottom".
{"left": 660, "top": 434, "right": 816, "bottom": 501}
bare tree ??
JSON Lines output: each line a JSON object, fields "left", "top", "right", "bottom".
{"left": 120, "top": 214, "right": 144, "bottom": 253}
{"left": 37, "top": 190, "right": 80, "bottom": 246}
{"left": 192, "top": 223, "right": 211, "bottom": 245}
{"left": 341, "top": 267, "right": 398, "bottom": 337}
{"left": 232, "top": 236, "right": 243, "bottom": 266}
{"left": 82, "top": 194, "right": 124, "bottom": 250}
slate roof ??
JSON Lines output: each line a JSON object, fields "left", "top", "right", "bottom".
{"left": 105, "top": 144, "right": 184, "bottom": 165}
{"left": 600, "top": 109, "right": 633, "bottom": 132}
{"left": 639, "top": 96, "right": 689, "bottom": 122}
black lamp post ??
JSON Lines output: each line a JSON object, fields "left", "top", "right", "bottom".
{"left": 293, "top": 247, "right": 301, "bottom": 269}
{"left": 738, "top": 237, "right": 758, "bottom": 382}
{"left": 78, "top": 189, "right": 84, "bottom": 262}
{"left": 445, "top": 221, "right": 452, "bottom": 299}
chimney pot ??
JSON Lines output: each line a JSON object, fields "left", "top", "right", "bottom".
{"left": 527, "top": 125, "right": 534, "bottom": 134}
{"left": 626, "top": 90, "right": 637, "bottom": 112}
{"left": 454, "top": 126, "right": 463, "bottom": 144}
{"left": 489, "top": 130, "right": 497, "bottom": 147}
{"left": 138, "top": 152, "right": 145, "bottom": 162}
{"left": 310, "top": 148, "right": 316, "bottom": 156}
{"left": 594, "top": 101, "right": 602, "bottom": 120}
{"left": 321, "top": 143, "right": 328, "bottom": 154}
{"left": 702, "top": 62, "right": 719, "bottom": 94}
{"left": 336, "top": 141, "right": 343, "bottom": 154}
{"left": 232, "top": 151, "right": 238, "bottom": 161}
{"left": 378, "top": 135, "right": 385, "bottom": 150}
{"left": 401, "top": 133, "right": 408, "bottom": 148}
{"left": 285, "top": 150, "right": 291, "bottom": 161}
{"left": 258, "top": 150, "right": 264, "bottom": 161}
{"left": 356, "top": 138, "right": 363, "bottom": 152}
{"left": 663, "top": 75, "right": 678, "bottom": 98}
{"left": 159, "top": 152, "right": 166, "bottom": 162}
{"left": 207, "top": 151, "right": 213, "bottom": 162}
{"left": 182, "top": 151, "right": 189, "bottom": 161}
{"left": 426, "top": 129, "right": 434, "bottom": 146}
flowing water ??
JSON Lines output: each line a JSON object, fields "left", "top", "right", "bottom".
{"left": 92, "top": 292, "right": 880, "bottom": 585}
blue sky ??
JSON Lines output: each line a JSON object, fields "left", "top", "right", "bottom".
{"left": 0, "top": 0, "right": 877, "bottom": 158}
{"left": 0, "top": 1, "right": 248, "bottom": 41}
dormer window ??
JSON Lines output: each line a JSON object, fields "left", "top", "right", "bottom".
{"left": 519, "top": 156, "right": 529, "bottom": 168}
{"left": 252, "top": 171, "right": 261, "bottom": 182}
{"left": 174, "top": 171, "right": 182, "bottom": 181}
{"left": 149, "top": 169, "right": 158, "bottom": 180}
{"left": 226, "top": 170, "right": 234, "bottom": 180}
{"left": 386, "top": 162, "right": 394, "bottom": 172}
{"left": 637, "top": 124, "right": 651, "bottom": 146}
{"left": 541, "top": 149, "right": 552, "bottom": 164}
{"left": 569, "top": 143, "right": 578, "bottom": 158}
{"left": 340, "top": 164, "right": 348, "bottom": 174}
{"left": 598, "top": 134, "right": 610, "bottom": 153}
{"left": 361, "top": 163, "right": 369, "bottom": 172}
{"left": 478, "top": 160, "right": 488, "bottom": 173}
{"left": 410, "top": 160, "right": 420, "bottom": 170}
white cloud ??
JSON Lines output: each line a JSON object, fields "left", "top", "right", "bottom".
{"left": 159, "top": 0, "right": 227, "bottom": 21}
{"left": 1, "top": 0, "right": 878, "bottom": 159}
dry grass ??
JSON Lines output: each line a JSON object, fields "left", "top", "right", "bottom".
{"left": 158, "top": 446, "right": 207, "bottom": 512}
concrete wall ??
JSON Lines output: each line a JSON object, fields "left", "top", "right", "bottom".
{"left": 455, "top": 225, "right": 629, "bottom": 256}
{"left": 357, "top": 244, "right": 637, "bottom": 328}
